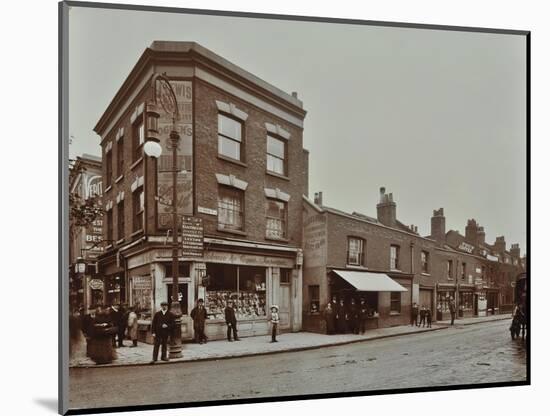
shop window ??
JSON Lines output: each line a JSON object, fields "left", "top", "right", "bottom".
{"left": 437, "top": 291, "right": 453, "bottom": 313}
{"left": 421, "top": 250, "right": 429, "bottom": 273}
{"left": 460, "top": 292, "right": 473, "bottom": 311}
{"left": 265, "top": 199, "right": 287, "bottom": 239}
{"left": 131, "top": 275, "right": 152, "bottom": 320}
{"left": 280, "top": 268, "right": 291, "bottom": 285}
{"left": 218, "top": 113, "right": 243, "bottom": 161}
{"left": 204, "top": 264, "right": 267, "bottom": 320}
{"left": 447, "top": 260, "right": 453, "bottom": 279}
{"left": 106, "top": 275, "right": 125, "bottom": 306}
{"left": 166, "top": 283, "right": 188, "bottom": 315}
{"left": 132, "top": 117, "right": 144, "bottom": 162}
{"left": 267, "top": 135, "right": 286, "bottom": 175}
{"left": 164, "top": 262, "right": 191, "bottom": 279}
{"left": 390, "top": 292, "right": 401, "bottom": 313}
{"left": 390, "top": 245, "right": 400, "bottom": 270}
{"left": 117, "top": 200, "right": 124, "bottom": 240}
{"left": 309, "top": 285, "right": 320, "bottom": 313}
{"left": 461, "top": 262, "right": 467, "bottom": 280}
{"left": 218, "top": 186, "right": 244, "bottom": 231}
{"left": 117, "top": 136, "right": 124, "bottom": 177}
{"left": 132, "top": 186, "right": 144, "bottom": 232}
{"left": 105, "top": 148, "right": 113, "bottom": 187}
{"left": 106, "top": 210, "right": 113, "bottom": 242}
{"left": 347, "top": 237, "right": 365, "bottom": 266}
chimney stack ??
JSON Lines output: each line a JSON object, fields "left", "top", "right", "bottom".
{"left": 431, "top": 208, "right": 446, "bottom": 243}
{"left": 510, "top": 243, "right": 521, "bottom": 259}
{"left": 465, "top": 219, "right": 478, "bottom": 244}
{"left": 494, "top": 236, "right": 506, "bottom": 254}
{"left": 314, "top": 191, "right": 323, "bottom": 206}
{"left": 376, "top": 187, "right": 397, "bottom": 227}
{"left": 476, "top": 226, "right": 486, "bottom": 246}
{"left": 291, "top": 91, "right": 298, "bottom": 98}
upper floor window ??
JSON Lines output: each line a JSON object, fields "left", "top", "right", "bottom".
{"left": 106, "top": 209, "right": 113, "bottom": 242}
{"left": 267, "top": 135, "right": 286, "bottom": 175}
{"left": 461, "top": 262, "right": 467, "bottom": 280}
{"left": 421, "top": 250, "right": 429, "bottom": 273}
{"left": 447, "top": 260, "right": 453, "bottom": 279}
{"left": 105, "top": 148, "right": 113, "bottom": 187}
{"left": 218, "top": 114, "right": 243, "bottom": 161}
{"left": 390, "top": 245, "right": 400, "bottom": 270}
{"left": 347, "top": 237, "right": 365, "bottom": 266}
{"left": 117, "top": 136, "right": 124, "bottom": 177}
{"left": 265, "top": 199, "right": 287, "bottom": 239}
{"left": 218, "top": 186, "right": 244, "bottom": 231}
{"left": 132, "top": 186, "right": 144, "bottom": 232}
{"left": 132, "top": 118, "right": 144, "bottom": 162}
{"left": 117, "top": 200, "right": 125, "bottom": 240}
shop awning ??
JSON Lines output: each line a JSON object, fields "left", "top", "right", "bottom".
{"left": 332, "top": 270, "right": 407, "bottom": 292}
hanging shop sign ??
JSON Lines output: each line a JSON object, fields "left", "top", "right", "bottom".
{"left": 89, "top": 279, "right": 104, "bottom": 290}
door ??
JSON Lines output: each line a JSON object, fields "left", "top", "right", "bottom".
{"left": 419, "top": 289, "right": 433, "bottom": 311}
{"left": 279, "top": 284, "right": 291, "bottom": 331}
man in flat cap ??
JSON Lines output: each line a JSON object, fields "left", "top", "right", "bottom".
{"left": 150, "top": 301, "right": 175, "bottom": 363}
{"left": 190, "top": 298, "right": 208, "bottom": 344}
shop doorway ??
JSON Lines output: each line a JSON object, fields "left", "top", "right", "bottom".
{"left": 419, "top": 288, "right": 433, "bottom": 312}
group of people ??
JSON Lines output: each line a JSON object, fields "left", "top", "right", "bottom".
{"left": 70, "top": 303, "right": 141, "bottom": 364}
{"left": 410, "top": 302, "right": 433, "bottom": 327}
{"left": 322, "top": 297, "right": 372, "bottom": 335}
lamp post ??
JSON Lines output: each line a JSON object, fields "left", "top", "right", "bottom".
{"left": 144, "top": 73, "right": 183, "bottom": 359}
{"left": 74, "top": 256, "right": 87, "bottom": 311}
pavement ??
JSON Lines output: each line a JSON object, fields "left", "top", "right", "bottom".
{"left": 69, "top": 313, "right": 511, "bottom": 368}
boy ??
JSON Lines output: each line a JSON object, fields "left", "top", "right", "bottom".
{"left": 426, "top": 306, "right": 432, "bottom": 328}
{"left": 419, "top": 305, "right": 427, "bottom": 327}
{"left": 270, "top": 305, "right": 280, "bottom": 342}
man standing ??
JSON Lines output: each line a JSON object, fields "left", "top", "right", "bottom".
{"left": 150, "top": 301, "right": 175, "bottom": 363}
{"left": 191, "top": 298, "right": 208, "bottom": 344}
{"left": 411, "top": 302, "right": 419, "bottom": 327}
{"left": 108, "top": 304, "right": 125, "bottom": 348}
{"left": 225, "top": 300, "right": 239, "bottom": 342}
{"left": 449, "top": 297, "right": 457, "bottom": 325}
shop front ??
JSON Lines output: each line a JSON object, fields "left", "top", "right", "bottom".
{"left": 436, "top": 284, "right": 457, "bottom": 321}
{"left": 458, "top": 285, "right": 475, "bottom": 318}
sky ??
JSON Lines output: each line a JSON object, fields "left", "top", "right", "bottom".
{"left": 68, "top": 6, "right": 527, "bottom": 252}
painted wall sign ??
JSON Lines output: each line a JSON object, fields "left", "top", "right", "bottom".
{"left": 458, "top": 241, "right": 474, "bottom": 253}
{"left": 303, "top": 213, "right": 327, "bottom": 268}
{"left": 203, "top": 251, "right": 295, "bottom": 268}
{"left": 181, "top": 216, "right": 204, "bottom": 257}
{"left": 133, "top": 275, "right": 153, "bottom": 290}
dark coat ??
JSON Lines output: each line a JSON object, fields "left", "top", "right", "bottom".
{"left": 225, "top": 306, "right": 237, "bottom": 325}
{"left": 82, "top": 314, "right": 95, "bottom": 338}
{"left": 191, "top": 305, "right": 208, "bottom": 327}
{"left": 411, "top": 305, "right": 419, "bottom": 318}
{"left": 323, "top": 307, "right": 336, "bottom": 333}
{"left": 449, "top": 300, "right": 457, "bottom": 314}
{"left": 152, "top": 310, "right": 175, "bottom": 337}
{"left": 359, "top": 304, "right": 369, "bottom": 320}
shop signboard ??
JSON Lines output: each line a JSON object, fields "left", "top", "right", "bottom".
{"left": 89, "top": 279, "right": 103, "bottom": 290}
{"left": 133, "top": 276, "right": 153, "bottom": 290}
{"left": 181, "top": 216, "right": 204, "bottom": 257}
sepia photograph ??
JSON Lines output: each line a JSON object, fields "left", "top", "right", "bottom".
{"left": 60, "top": 1, "right": 528, "bottom": 414}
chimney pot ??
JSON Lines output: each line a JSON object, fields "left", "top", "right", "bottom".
{"left": 291, "top": 91, "right": 298, "bottom": 98}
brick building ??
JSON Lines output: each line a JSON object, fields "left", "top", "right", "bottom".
{"left": 94, "top": 41, "right": 307, "bottom": 342}
{"left": 302, "top": 187, "right": 525, "bottom": 333}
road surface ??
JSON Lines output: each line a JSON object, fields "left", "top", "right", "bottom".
{"left": 69, "top": 320, "right": 527, "bottom": 411}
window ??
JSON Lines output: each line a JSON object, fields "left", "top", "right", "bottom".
{"left": 106, "top": 209, "right": 113, "bottom": 242}
{"left": 267, "top": 135, "right": 286, "bottom": 175}
{"left": 218, "top": 186, "right": 244, "bottom": 231}
{"left": 218, "top": 114, "right": 243, "bottom": 161}
{"left": 117, "top": 200, "right": 125, "bottom": 240}
{"left": 461, "top": 262, "right": 467, "bottom": 280}
{"left": 390, "top": 245, "right": 400, "bottom": 270}
{"left": 390, "top": 292, "right": 401, "bottom": 313}
{"left": 481, "top": 265, "right": 486, "bottom": 279}
{"left": 447, "top": 260, "right": 453, "bottom": 279}
{"left": 459, "top": 292, "right": 473, "bottom": 311}
{"left": 265, "top": 199, "right": 287, "bottom": 239}
{"left": 132, "top": 118, "right": 144, "bottom": 162}
{"left": 347, "top": 237, "right": 365, "bottom": 266}
{"left": 164, "top": 263, "right": 191, "bottom": 279}
{"left": 309, "top": 285, "right": 320, "bottom": 313}
{"left": 105, "top": 149, "right": 113, "bottom": 187}
{"left": 421, "top": 251, "right": 429, "bottom": 273}
{"left": 117, "top": 136, "right": 124, "bottom": 177}
{"left": 280, "top": 268, "right": 291, "bottom": 284}
{"left": 437, "top": 291, "right": 453, "bottom": 312}
{"left": 132, "top": 187, "right": 144, "bottom": 232}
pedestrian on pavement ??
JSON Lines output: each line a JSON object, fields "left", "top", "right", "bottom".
{"left": 81, "top": 306, "right": 98, "bottom": 357}
{"left": 349, "top": 298, "right": 359, "bottom": 334}
{"left": 270, "top": 305, "right": 280, "bottom": 342}
{"left": 151, "top": 301, "right": 175, "bottom": 363}
{"left": 358, "top": 298, "right": 369, "bottom": 334}
{"left": 127, "top": 306, "right": 139, "bottom": 347}
{"left": 411, "top": 302, "right": 419, "bottom": 326}
{"left": 191, "top": 298, "right": 208, "bottom": 344}
{"left": 108, "top": 304, "right": 126, "bottom": 348}
{"left": 225, "top": 300, "right": 240, "bottom": 342}
{"left": 336, "top": 299, "right": 347, "bottom": 334}
{"left": 88, "top": 305, "right": 117, "bottom": 365}
{"left": 323, "top": 302, "right": 335, "bottom": 335}
{"left": 426, "top": 306, "right": 432, "bottom": 328}
{"left": 419, "top": 305, "right": 427, "bottom": 327}
{"left": 449, "top": 297, "right": 457, "bottom": 325}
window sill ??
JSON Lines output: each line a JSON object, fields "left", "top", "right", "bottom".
{"left": 421, "top": 272, "right": 431, "bottom": 276}
{"left": 130, "top": 157, "right": 143, "bottom": 171}
{"left": 217, "top": 154, "right": 247, "bottom": 167}
{"left": 266, "top": 170, "right": 290, "bottom": 181}
{"left": 104, "top": 185, "right": 113, "bottom": 193}
{"left": 115, "top": 175, "right": 124, "bottom": 184}
{"left": 217, "top": 227, "right": 247, "bottom": 237}
{"left": 130, "top": 229, "right": 144, "bottom": 238}
{"left": 265, "top": 236, "right": 290, "bottom": 243}
{"left": 116, "top": 238, "right": 125, "bottom": 245}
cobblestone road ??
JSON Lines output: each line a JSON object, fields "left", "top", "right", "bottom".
{"left": 69, "top": 320, "right": 527, "bottom": 411}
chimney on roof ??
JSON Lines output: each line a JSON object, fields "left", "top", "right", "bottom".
{"left": 292, "top": 91, "right": 298, "bottom": 98}
{"left": 431, "top": 208, "right": 446, "bottom": 244}
{"left": 465, "top": 219, "right": 478, "bottom": 244}
{"left": 494, "top": 236, "right": 506, "bottom": 254}
{"left": 314, "top": 191, "right": 323, "bottom": 206}
{"left": 376, "top": 187, "right": 396, "bottom": 228}
{"left": 477, "top": 226, "right": 486, "bottom": 246}
{"left": 510, "top": 243, "right": 521, "bottom": 258}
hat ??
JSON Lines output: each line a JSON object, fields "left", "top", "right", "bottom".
{"left": 198, "top": 298, "right": 204, "bottom": 303}
{"left": 270, "top": 305, "right": 279, "bottom": 311}
{"left": 160, "top": 301, "right": 168, "bottom": 306}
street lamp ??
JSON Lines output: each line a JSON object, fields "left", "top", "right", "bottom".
{"left": 144, "top": 73, "right": 183, "bottom": 359}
